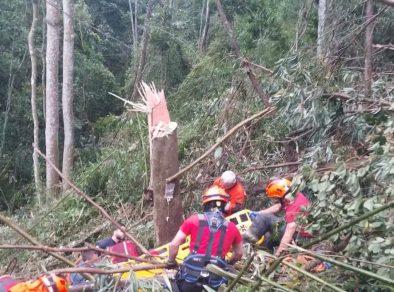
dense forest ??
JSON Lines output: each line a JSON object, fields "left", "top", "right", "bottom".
{"left": 0, "top": 0, "right": 393, "bottom": 291}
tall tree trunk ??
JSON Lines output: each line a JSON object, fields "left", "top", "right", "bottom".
{"left": 131, "top": 0, "right": 155, "bottom": 100}
{"left": 317, "top": 0, "right": 327, "bottom": 58}
{"left": 28, "top": 0, "right": 42, "bottom": 197}
{"left": 45, "top": 0, "right": 61, "bottom": 196}
{"left": 134, "top": 0, "right": 138, "bottom": 50}
{"left": 128, "top": 0, "right": 137, "bottom": 52}
{"left": 199, "top": 0, "right": 210, "bottom": 52}
{"left": 41, "top": 2, "right": 46, "bottom": 120}
{"left": 215, "top": 0, "right": 270, "bottom": 108}
{"left": 62, "top": 0, "right": 75, "bottom": 192}
{"left": 364, "top": 0, "right": 375, "bottom": 98}
{"left": 0, "top": 56, "right": 15, "bottom": 159}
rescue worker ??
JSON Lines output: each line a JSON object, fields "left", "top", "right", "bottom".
{"left": 167, "top": 185, "right": 243, "bottom": 292}
{"left": 245, "top": 178, "right": 312, "bottom": 256}
{"left": 213, "top": 170, "right": 246, "bottom": 216}
{"left": 9, "top": 273, "right": 68, "bottom": 292}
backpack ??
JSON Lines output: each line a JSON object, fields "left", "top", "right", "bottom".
{"left": 177, "top": 211, "right": 230, "bottom": 289}
{"left": 108, "top": 240, "right": 139, "bottom": 264}
{"left": 0, "top": 275, "right": 20, "bottom": 292}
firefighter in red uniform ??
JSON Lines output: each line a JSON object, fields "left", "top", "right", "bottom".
{"left": 245, "top": 178, "right": 312, "bottom": 256}
{"left": 213, "top": 170, "right": 246, "bottom": 216}
{"left": 168, "top": 185, "right": 243, "bottom": 292}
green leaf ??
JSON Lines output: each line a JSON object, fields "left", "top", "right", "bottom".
{"left": 363, "top": 197, "right": 375, "bottom": 211}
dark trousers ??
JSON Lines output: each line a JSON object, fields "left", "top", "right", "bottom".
{"left": 248, "top": 213, "right": 310, "bottom": 251}
{"left": 248, "top": 213, "right": 285, "bottom": 250}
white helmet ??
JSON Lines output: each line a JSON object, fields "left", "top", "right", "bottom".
{"left": 220, "top": 170, "right": 237, "bottom": 189}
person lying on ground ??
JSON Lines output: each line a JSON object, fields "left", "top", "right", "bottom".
{"left": 96, "top": 224, "right": 140, "bottom": 263}
{"left": 167, "top": 186, "right": 243, "bottom": 292}
{"left": 244, "top": 178, "right": 313, "bottom": 256}
{"left": 70, "top": 249, "right": 99, "bottom": 285}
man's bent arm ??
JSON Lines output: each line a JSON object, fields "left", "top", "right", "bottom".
{"left": 258, "top": 203, "right": 281, "bottom": 215}
{"left": 168, "top": 230, "right": 187, "bottom": 261}
{"left": 275, "top": 222, "right": 296, "bottom": 256}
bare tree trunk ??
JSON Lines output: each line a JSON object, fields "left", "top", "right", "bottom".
{"left": 0, "top": 57, "right": 15, "bottom": 159}
{"left": 41, "top": 2, "right": 46, "bottom": 120}
{"left": 62, "top": 0, "right": 75, "bottom": 192}
{"left": 128, "top": 0, "right": 137, "bottom": 52}
{"left": 215, "top": 0, "right": 270, "bottom": 108}
{"left": 28, "top": 0, "right": 42, "bottom": 197}
{"left": 131, "top": 0, "right": 155, "bottom": 100}
{"left": 45, "top": 0, "right": 61, "bottom": 196}
{"left": 134, "top": 0, "right": 138, "bottom": 49}
{"left": 364, "top": 0, "right": 375, "bottom": 98}
{"left": 199, "top": 0, "right": 210, "bottom": 52}
{"left": 317, "top": 0, "right": 327, "bottom": 58}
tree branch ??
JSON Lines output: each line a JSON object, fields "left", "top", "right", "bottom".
{"left": 0, "top": 244, "right": 157, "bottom": 264}
{"left": 34, "top": 147, "right": 151, "bottom": 256}
{"left": 49, "top": 263, "right": 168, "bottom": 275}
{"left": 166, "top": 107, "right": 275, "bottom": 183}
{"left": 215, "top": 0, "right": 270, "bottom": 107}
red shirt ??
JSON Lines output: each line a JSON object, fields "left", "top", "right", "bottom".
{"left": 213, "top": 178, "right": 246, "bottom": 215}
{"left": 180, "top": 214, "right": 242, "bottom": 258}
{"left": 283, "top": 192, "right": 311, "bottom": 237}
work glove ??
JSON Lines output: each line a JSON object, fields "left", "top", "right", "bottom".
{"left": 249, "top": 211, "right": 258, "bottom": 220}
{"left": 166, "top": 259, "right": 178, "bottom": 269}
{"left": 224, "top": 202, "right": 232, "bottom": 212}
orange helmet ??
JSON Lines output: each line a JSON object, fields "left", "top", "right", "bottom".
{"left": 202, "top": 186, "right": 229, "bottom": 205}
{"left": 265, "top": 178, "right": 292, "bottom": 199}
{"left": 39, "top": 273, "right": 68, "bottom": 292}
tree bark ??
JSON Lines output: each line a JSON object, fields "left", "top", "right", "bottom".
{"left": 215, "top": 0, "right": 270, "bottom": 108}
{"left": 151, "top": 127, "right": 184, "bottom": 245}
{"left": 61, "top": 0, "right": 75, "bottom": 192}
{"left": 131, "top": 0, "right": 155, "bottom": 100}
{"left": 137, "top": 83, "right": 184, "bottom": 245}
{"left": 364, "top": 0, "right": 375, "bottom": 98}
{"left": 317, "top": 0, "right": 327, "bottom": 58}
{"left": 28, "top": 0, "right": 42, "bottom": 197}
{"left": 45, "top": 0, "right": 61, "bottom": 196}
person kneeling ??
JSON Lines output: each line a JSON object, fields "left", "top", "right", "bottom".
{"left": 167, "top": 186, "right": 243, "bottom": 292}
{"left": 245, "top": 178, "right": 312, "bottom": 256}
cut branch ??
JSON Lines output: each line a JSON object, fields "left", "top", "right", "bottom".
{"left": 49, "top": 263, "right": 168, "bottom": 275}
{"left": 0, "top": 244, "right": 156, "bottom": 264}
{"left": 305, "top": 200, "right": 394, "bottom": 248}
{"left": 289, "top": 245, "right": 394, "bottom": 286}
{"left": 0, "top": 213, "right": 96, "bottom": 280}
{"left": 239, "top": 161, "right": 301, "bottom": 174}
{"left": 34, "top": 147, "right": 150, "bottom": 256}
{"left": 166, "top": 107, "right": 275, "bottom": 183}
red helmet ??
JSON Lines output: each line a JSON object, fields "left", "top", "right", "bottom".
{"left": 265, "top": 178, "right": 292, "bottom": 199}
{"left": 202, "top": 186, "right": 229, "bottom": 205}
